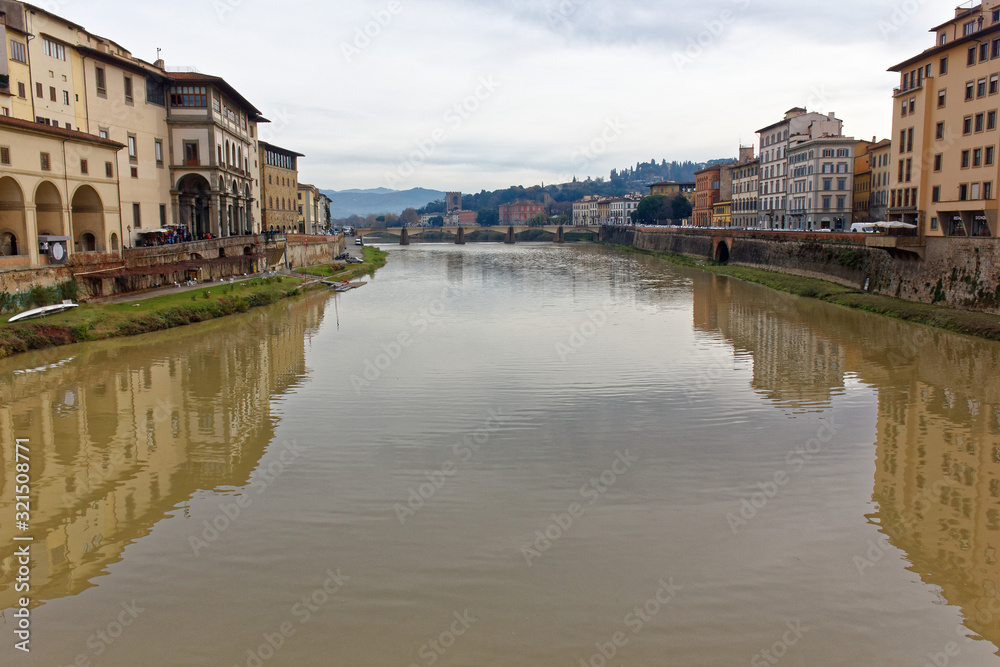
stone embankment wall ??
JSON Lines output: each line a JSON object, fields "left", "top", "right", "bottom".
{"left": 285, "top": 235, "right": 345, "bottom": 269}
{"left": 604, "top": 226, "right": 1000, "bottom": 315}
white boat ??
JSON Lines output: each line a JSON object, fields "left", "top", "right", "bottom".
{"left": 7, "top": 301, "right": 79, "bottom": 323}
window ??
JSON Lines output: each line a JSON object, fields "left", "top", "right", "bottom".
{"left": 975, "top": 148, "right": 983, "bottom": 166}
{"left": 967, "top": 81, "right": 975, "bottom": 100}
{"left": 992, "top": 74, "right": 1000, "bottom": 95}
{"left": 979, "top": 78, "right": 988, "bottom": 97}
{"left": 977, "top": 113, "right": 986, "bottom": 132}
{"left": 98, "top": 127, "right": 109, "bottom": 139}
{"left": 962, "top": 150, "right": 971, "bottom": 168}
{"left": 982, "top": 43, "right": 990, "bottom": 63}
{"left": 95, "top": 66, "right": 106, "bottom": 97}
{"left": 43, "top": 38, "right": 66, "bottom": 61}
{"left": 17, "top": 82, "right": 25, "bottom": 99}
{"left": 941, "top": 56, "right": 949, "bottom": 74}
{"left": 933, "top": 154, "right": 942, "bottom": 171}
{"left": 160, "top": 204, "right": 167, "bottom": 227}
{"left": 62, "top": 90, "right": 69, "bottom": 106}
{"left": 965, "top": 116, "right": 974, "bottom": 134}
{"left": 0, "top": 147, "right": 8, "bottom": 165}
{"left": 40, "top": 152, "right": 50, "bottom": 171}
{"left": 822, "top": 196, "right": 831, "bottom": 210}
{"left": 130, "top": 166, "right": 138, "bottom": 179}
{"left": 837, "top": 178, "right": 846, "bottom": 190}
{"left": 988, "top": 146, "right": 996, "bottom": 165}
{"left": 905, "top": 159, "right": 912, "bottom": 182}
{"left": 960, "top": 184, "right": 969, "bottom": 200}
{"left": 80, "top": 159, "right": 88, "bottom": 174}
{"left": 823, "top": 179, "right": 832, "bottom": 191}
{"left": 9, "top": 40, "right": 26, "bottom": 63}
{"left": 184, "top": 141, "right": 199, "bottom": 166}
{"left": 991, "top": 111, "right": 998, "bottom": 130}
{"left": 127, "top": 134, "right": 137, "bottom": 160}
{"left": 155, "top": 139, "right": 163, "bottom": 167}
{"left": 972, "top": 183, "right": 981, "bottom": 199}
{"left": 931, "top": 217, "right": 939, "bottom": 230}
{"left": 133, "top": 203, "right": 141, "bottom": 229}
{"left": 123, "top": 75, "right": 133, "bottom": 105}
{"left": 986, "top": 182, "right": 994, "bottom": 199}
{"left": 907, "top": 128, "right": 913, "bottom": 152}
{"left": 146, "top": 79, "right": 165, "bottom": 106}
{"left": 169, "top": 86, "right": 207, "bottom": 108}
{"left": 939, "top": 89, "right": 947, "bottom": 107}
{"left": 49, "top": 86, "right": 56, "bottom": 102}
{"left": 212, "top": 94, "right": 221, "bottom": 113}
{"left": 970, "top": 46, "right": 978, "bottom": 66}
{"left": 936, "top": 122, "right": 945, "bottom": 140}
{"left": 105, "top": 161, "right": 114, "bottom": 178}
{"left": 932, "top": 186, "right": 940, "bottom": 202}
{"left": 909, "top": 97, "right": 916, "bottom": 114}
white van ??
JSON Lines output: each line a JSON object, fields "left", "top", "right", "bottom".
{"left": 850, "top": 223, "right": 877, "bottom": 233}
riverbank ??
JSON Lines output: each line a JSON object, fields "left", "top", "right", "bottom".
{"left": 294, "top": 246, "right": 388, "bottom": 281}
{"left": 0, "top": 276, "right": 314, "bottom": 360}
{"left": 609, "top": 243, "right": 1000, "bottom": 341}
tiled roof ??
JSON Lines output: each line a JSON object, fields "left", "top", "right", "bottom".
{"left": 0, "top": 115, "right": 125, "bottom": 148}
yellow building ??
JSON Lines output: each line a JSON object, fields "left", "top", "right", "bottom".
{"left": 853, "top": 140, "right": 874, "bottom": 222}
{"left": 889, "top": 1, "right": 1000, "bottom": 237}
{"left": 869, "top": 139, "right": 893, "bottom": 221}
{"left": 260, "top": 142, "right": 302, "bottom": 233}
{"left": 648, "top": 180, "right": 696, "bottom": 204}
{"left": 712, "top": 200, "right": 732, "bottom": 228}
{"left": 296, "top": 183, "right": 322, "bottom": 235}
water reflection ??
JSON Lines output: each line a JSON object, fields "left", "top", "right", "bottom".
{"left": 0, "top": 294, "right": 326, "bottom": 608}
{"left": 692, "top": 268, "right": 1000, "bottom": 649}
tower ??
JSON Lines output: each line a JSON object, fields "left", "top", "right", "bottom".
{"left": 446, "top": 192, "right": 462, "bottom": 213}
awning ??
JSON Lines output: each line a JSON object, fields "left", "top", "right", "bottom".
{"left": 137, "top": 228, "right": 171, "bottom": 235}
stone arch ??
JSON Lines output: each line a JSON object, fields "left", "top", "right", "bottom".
{"left": 0, "top": 176, "right": 27, "bottom": 256}
{"left": 714, "top": 239, "right": 730, "bottom": 264}
{"left": 243, "top": 246, "right": 252, "bottom": 256}
{"left": 178, "top": 173, "right": 212, "bottom": 239}
{"left": 71, "top": 185, "right": 106, "bottom": 252}
{"left": 35, "top": 180, "right": 64, "bottom": 237}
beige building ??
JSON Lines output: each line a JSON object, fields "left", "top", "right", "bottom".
{"left": 731, "top": 158, "right": 759, "bottom": 228}
{"left": 297, "top": 183, "right": 321, "bottom": 235}
{"left": 888, "top": 1, "right": 1000, "bottom": 237}
{"left": 260, "top": 142, "right": 302, "bottom": 233}
{"left": 0, "top": 0, "right": 271, "bottom": 270}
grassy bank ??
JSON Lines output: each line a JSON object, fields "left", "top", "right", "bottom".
{"left": 0, "top": 276, "right": 308, "bottom": 360}
{"left": 610, "top": 243, "right": 1000, "bottom": 341}
{"left": 296, "top": 246, "right": 388, "bottom": 281}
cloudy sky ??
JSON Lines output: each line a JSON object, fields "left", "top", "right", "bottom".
{"left": 59, "top": 0, "right": 942, "bottom": 192}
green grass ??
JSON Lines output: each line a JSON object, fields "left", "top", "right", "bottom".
{"left": 608, "top": 243, "right": 1000, "bottom": 341}
{"left": 0, "top": 276, "right": 307, "bottom": 360}
{"left": 293, "top": 246, "right": 388, "bottom": 283}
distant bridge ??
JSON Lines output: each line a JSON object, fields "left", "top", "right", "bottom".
{"left": 358, "top": 225, "right": 602, "bottom": 245}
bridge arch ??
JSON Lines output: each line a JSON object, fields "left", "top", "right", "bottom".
{"left": 714, "top": 239, "right": 730, "bottom": 264}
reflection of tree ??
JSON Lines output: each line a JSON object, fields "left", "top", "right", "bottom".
{"left": 689, "top": 268, "right": 1000, "bottom": 651}
{"left": 0, "top": 295, "right": 325, "bottom": 608}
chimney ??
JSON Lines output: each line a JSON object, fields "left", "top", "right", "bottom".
{"left": 154, "top": 59, "right": 165, "bottom": 70}
{"left": 828, "top": 112, "right": 835, "bottom": 119}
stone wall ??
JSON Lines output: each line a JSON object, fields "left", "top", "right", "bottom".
{"left": 285, "top": 235, "right": 345, "bottom": 269}
{"left": 605, "top": 226, "right": 1000, "bottom": 316}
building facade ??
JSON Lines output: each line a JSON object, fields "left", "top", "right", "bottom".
{"left": 499, "top": 200, "right": 544, "bottom": 224}
{"left": 853, "top": 140, "right": 875, "bottom": 222}
{"left": 757, "top": 108, "right": 844, "bottom": 229}
{"left": 297, "top": 183, "right": 320, "bottom": 235}
{"left": 693, "top": 166, "right": 721, "bottom": 227}
{"left": 787, "top": 136, "right": 857, "bottom": 230}
{"left": 888, "top": 1, "right": 1000, "bottom": 237}
{"left": 260, "top": 142, "right": 301, "bottom": 232}
{"left": 731, "top": 158, "right": 759, "bottom": 228}
{"left": 870, "top": 139, "right": 893, "bottom": 221}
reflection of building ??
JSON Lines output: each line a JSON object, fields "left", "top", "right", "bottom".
{"left": 260, "top": 142, "right": 302, "bottom": 233}
{"left": 0, "top": 294, "right": 325, "bottom": 607}
{"left": 691, "top": 267, "right": 1000, "bottom": 648}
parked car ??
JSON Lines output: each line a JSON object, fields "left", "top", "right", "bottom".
{"left": 346, "top": 257, "right": 363, "bottom": 264}
{"left": 355, "top": 238, "right": 363, "bottom": 246}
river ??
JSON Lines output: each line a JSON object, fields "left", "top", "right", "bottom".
{"left": 0, "top": 243, "right": 998, "bottom": 666}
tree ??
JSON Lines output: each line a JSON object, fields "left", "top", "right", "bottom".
{"left": 528, "top": 213, "right": 549, "bottom": 227}
{"left": 400, "top": 208, "right": 420, "bottom": 227}
{"left": 428, "top": 216, "right": 444, "bottom": 227}
{"left": 670, "top": 194, "right": 693, "bottom": 221}
{"left": 631, "top": 196, "right": 670, "bottom": 225}
{"left": 477, "top": 209, "right": 500, "bottom": 227}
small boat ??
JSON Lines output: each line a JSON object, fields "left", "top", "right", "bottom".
{"left": 7, "top": 301, "right": 79, "bottom": 323}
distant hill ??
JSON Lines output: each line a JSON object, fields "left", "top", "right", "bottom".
{"left": 321, "top": 187, "right": 444, "bottom": 217}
